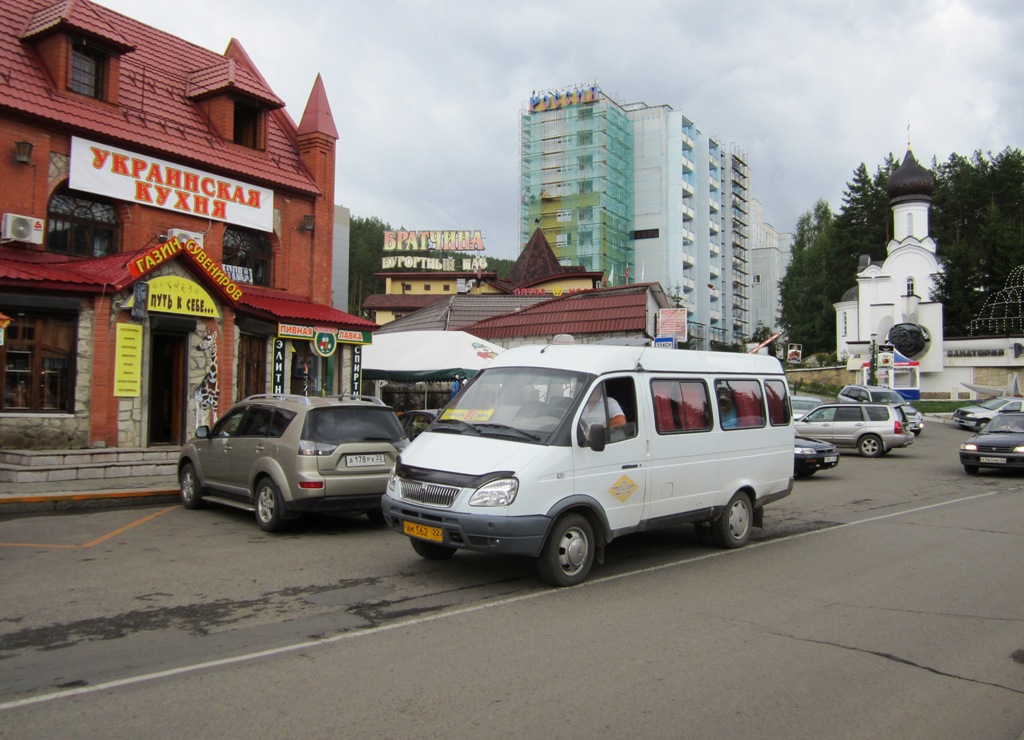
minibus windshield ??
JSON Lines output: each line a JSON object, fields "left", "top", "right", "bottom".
{"left": 433, "top": 366, "right": 589, "bottom": 441}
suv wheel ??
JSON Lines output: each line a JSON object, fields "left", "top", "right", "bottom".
{"left": 857, "top": 434, "right": 884, "bottom": 458}
{"left": 254, "top": 478, "right": 287, "bottom": 532}
{"left": 179, "top": 462, "right": 205, "bottom": 509}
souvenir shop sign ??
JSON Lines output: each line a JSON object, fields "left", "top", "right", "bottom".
{"left": 127, "top": 236, "right": 243, "bottom": 302}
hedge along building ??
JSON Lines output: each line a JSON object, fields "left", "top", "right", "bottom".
{"left": 0, "top": 0, "right": 376, "bottom": 449}
{"left": 834, "top": 146, "right": 1024, "bottom": 400}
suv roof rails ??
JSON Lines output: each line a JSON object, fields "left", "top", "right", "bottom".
{"left": 337, "top": 393, "right": 387, "bottom": 406}
{"left": 244, "top": 393, "right": 317, "bottom": 405}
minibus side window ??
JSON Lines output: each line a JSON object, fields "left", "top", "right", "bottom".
{"left": 715, "top": 379, "right": 765, "bottom": 429}
{"left": 652, "top": 379, "right": 712, "bottom": 433}
{"left": 765, "top": 379, "right": 791, "bottom": 425}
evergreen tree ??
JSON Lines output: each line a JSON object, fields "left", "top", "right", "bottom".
{"left": 779, "top": 200, "right": 837, "bottom": 354}
{"left": 347, "top": 216, "right": 391, "bottom": 316}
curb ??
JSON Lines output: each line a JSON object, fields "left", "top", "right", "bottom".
{"left": 0, "top": 489, "right": 179, "bottom": 514}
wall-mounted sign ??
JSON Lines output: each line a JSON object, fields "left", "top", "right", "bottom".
{"left": 659, "top": 308, "right": 688, "bottom": 343}
{"left": 380, "top": 255, "right": 488, "bottom": 271}
{"left": 125, "top": 275, "right": 220, "bottom": 318}
{"left": 383, "top": 231, "right": 485, "bottom": 252}
{"left": 351, "top": 345, "right": 362, "bottom": 396}
{"left": 114, "top": 323, "right": 143, "bottom": 397}
{"left": 311, "top": 331, "right": 337, "bottom": 357}
{"left": 127, "top": 236, "right": 243, "bottom": 301}
{"left": 278, "top": 323, "right": 371, "bottom": 345}
{"left": 70, "top": 137, "right": 272, "bottom": 231}
{"left": 272, "top": 339, "right": 286, "bottom": 394}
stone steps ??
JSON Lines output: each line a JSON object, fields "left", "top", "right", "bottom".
{"left": 0, "top": 448, "right": 179, "bottom": 484}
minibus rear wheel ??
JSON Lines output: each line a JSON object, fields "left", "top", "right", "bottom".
{"left": 711, "top": 492, "right": 752, "bottom": 548}
{"left": 537, "top": 513, "right": 595, "bottom": 587}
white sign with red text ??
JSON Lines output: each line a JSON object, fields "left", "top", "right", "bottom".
{"left": 70, "top": 137, "right": 272, "bottom": 232}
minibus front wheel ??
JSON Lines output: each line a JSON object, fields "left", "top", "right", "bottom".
{"left": 537, "top": 513, "right": 595, "bottom": 587}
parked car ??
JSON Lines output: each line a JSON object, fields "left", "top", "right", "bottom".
{"left": 178, "top": 393, "right": 409, "bottom": 531}
{"left": 952, "top": 397, "right": 1024, "bottom": 432}
{"left": 794, "top": 436, "right": 839, "bottom": 477}
{"left": 795, "top": 402, "right": 914, "bottom": 457}
{"left": 791, "top": 395, "right": 823, "bottom": 421}
{"left": 399, "top": 409, "right": 438, "bottom": 441}
{"left": 959, "top": 411, "right": 1024, "bottom": 474}
{"left": 837, "top": 384, "right": 924, "bottom": 436}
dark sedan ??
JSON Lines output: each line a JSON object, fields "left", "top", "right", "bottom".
{"left": 795, "top": 436, "right": 840, "bottom": 478}
{"left": 959, "top": 411, "right": 1024, "bottom": 475}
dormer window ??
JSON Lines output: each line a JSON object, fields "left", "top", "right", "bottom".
{"left": 233, "top": 100, "right": 263, "bottom": 148}
{"left": 70, "top": 41, "right": 106, "bottom": 99}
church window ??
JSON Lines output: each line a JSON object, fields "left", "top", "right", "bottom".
{"left": 906, "top": 276, "right": 915, "bottom": 296}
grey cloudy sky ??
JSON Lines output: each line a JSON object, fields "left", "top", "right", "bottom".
{"left": 97, "top": 0, "right": 1023, "bottom": 260}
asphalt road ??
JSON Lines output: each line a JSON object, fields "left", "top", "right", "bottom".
{"left": 0, "top": 418, "right": 1022, "bottom": 738}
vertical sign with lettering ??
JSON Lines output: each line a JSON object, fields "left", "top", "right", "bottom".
{"left": 351, "top": 345, "right": 362, "bottom": 396}
{"left": 114, "top": 323, "right": 143, "bottom": 396}
{"left": 272, "top": 339, "right": 286, "bottom": 394}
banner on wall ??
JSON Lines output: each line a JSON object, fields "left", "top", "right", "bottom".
{"left": 70, "top": 137, "right": 272, "bottom": 231}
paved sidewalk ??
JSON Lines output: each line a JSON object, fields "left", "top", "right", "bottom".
{"left": 0, "top": 474, "right": 179, "bottom": 513}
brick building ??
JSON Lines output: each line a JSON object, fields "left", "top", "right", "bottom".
{"left": 0, "top": 0, "right": 375, "bottom": 449}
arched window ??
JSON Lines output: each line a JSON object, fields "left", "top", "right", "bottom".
{"left": 906, "top": 276, "right": 915, "bottom": 296}
{"left": 223, "top": 226, "right": 272, "bottom": 286}
{"left": 46, "top": 186, "right": 118, "bottom": 256}
{"left": 906, "top": 212, "right": 914, "bottom": 236}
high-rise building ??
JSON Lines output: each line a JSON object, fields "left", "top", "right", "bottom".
{"left": 520, "top": 84, "right": 633, "bottom": 287}
{"left": 749, "top": 198, "right": 792, "bottom": 335}
{"left": 519, "top": 84, "right": 755, "bottom": 348}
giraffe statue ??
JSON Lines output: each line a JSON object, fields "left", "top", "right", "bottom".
{"left": 193, "top": 331, "right": 219, "bottom": 428}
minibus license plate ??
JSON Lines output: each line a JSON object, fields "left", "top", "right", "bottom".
{"left": 347, "top": 453, "right": 386, "bottom": 467}
{"left": 404, "top": 521, "right": 443, "bottom": 542}
{"left": 980, "top": 456, "right": 1006, "bottom": 464}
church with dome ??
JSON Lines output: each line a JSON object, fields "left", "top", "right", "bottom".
{"left": 833, "top": 147, "right": 1023, "bottom": 400}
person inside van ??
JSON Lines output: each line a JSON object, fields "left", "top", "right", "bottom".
{"left": 718, "top": 387, "right": 739, "bottom": 429}
{"left": 581, "top": 387, "right": 627, "bottom": 442}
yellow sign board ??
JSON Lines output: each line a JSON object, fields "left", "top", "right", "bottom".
{"left": 126, "top": 275, "right": 220, "bottom": 318}
{"left": 114, "top": 323, "right": 143, "bottom": 397}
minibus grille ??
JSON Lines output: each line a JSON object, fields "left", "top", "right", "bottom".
{"left": 399, "top": 478, "right": 459, "bottom": 508}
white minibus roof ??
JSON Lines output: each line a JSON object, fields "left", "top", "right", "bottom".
{"left": 487, "top": 343, "right": 786, "bottom": 377}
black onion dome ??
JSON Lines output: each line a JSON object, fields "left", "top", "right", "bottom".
{"left": 886, "top": 149, "right": 934, "bottom": 201}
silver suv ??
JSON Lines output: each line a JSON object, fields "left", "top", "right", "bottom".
{"left": 178, "top": 394, "right": 408, "bottom": 531}
{"left": 795, "top": 402, "right": 914, "bottom": 457}
{"left": 837, "top": 384, "right": 924, "bottom": 436}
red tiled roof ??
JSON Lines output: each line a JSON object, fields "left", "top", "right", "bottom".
{"left": 0, "top": 250, "right": 374, "bottom": 330}
{"left": 238, "top": 286, "right": 376, "bottom": 330}
{"left": 3, "top": 0, "right": 323, "bottom": 195}
{"left": 186, "top": 59, "right": 284, "bottom": 108}
{"left": 463, "top": 284, "right": 666, "bottom": 340}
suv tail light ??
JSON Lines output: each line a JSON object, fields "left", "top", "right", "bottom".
{"left": 298, "top": 439, "right": 338, "bottom": 456}
{"left": 894, "top": 420, "right": 904, "bottom": 435}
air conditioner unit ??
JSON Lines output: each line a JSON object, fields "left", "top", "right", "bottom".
{"left": 2, "top": 213, "right": 45, "bottom": 245}
{"left": 167, "top": 229, "right": 204, "bottom": 248}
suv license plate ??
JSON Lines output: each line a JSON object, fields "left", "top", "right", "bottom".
{"left": 980, "top": 456, "right": 1006, "bottom": 464}
{"left": 404, "top": 521, "right": 443, "bottom": 542}
{"left": 347, "top": 453, "right": 386, "bottom": 467}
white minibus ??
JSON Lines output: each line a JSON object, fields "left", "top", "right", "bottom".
{"left": 382, "top": 344, "right": 794, "bottom": 586}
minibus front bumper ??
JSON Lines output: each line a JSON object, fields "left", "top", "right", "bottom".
{"left": 382, "top": 496, "right": 549, "bottom": 557}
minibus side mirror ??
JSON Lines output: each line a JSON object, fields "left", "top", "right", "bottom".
{"left": 588, "top": 424, "right": 607, "bottom": 452}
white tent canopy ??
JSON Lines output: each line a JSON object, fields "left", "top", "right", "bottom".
{"left": 361, "top": 330, "right": 505, "bottom": 382}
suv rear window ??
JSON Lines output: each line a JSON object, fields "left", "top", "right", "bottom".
{"left": 302, "top": 407, "right": 405, "bottom": 444}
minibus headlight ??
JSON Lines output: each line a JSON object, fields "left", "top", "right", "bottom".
{"left": 469, "top": 478, "right": 518, "bottom": 507}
